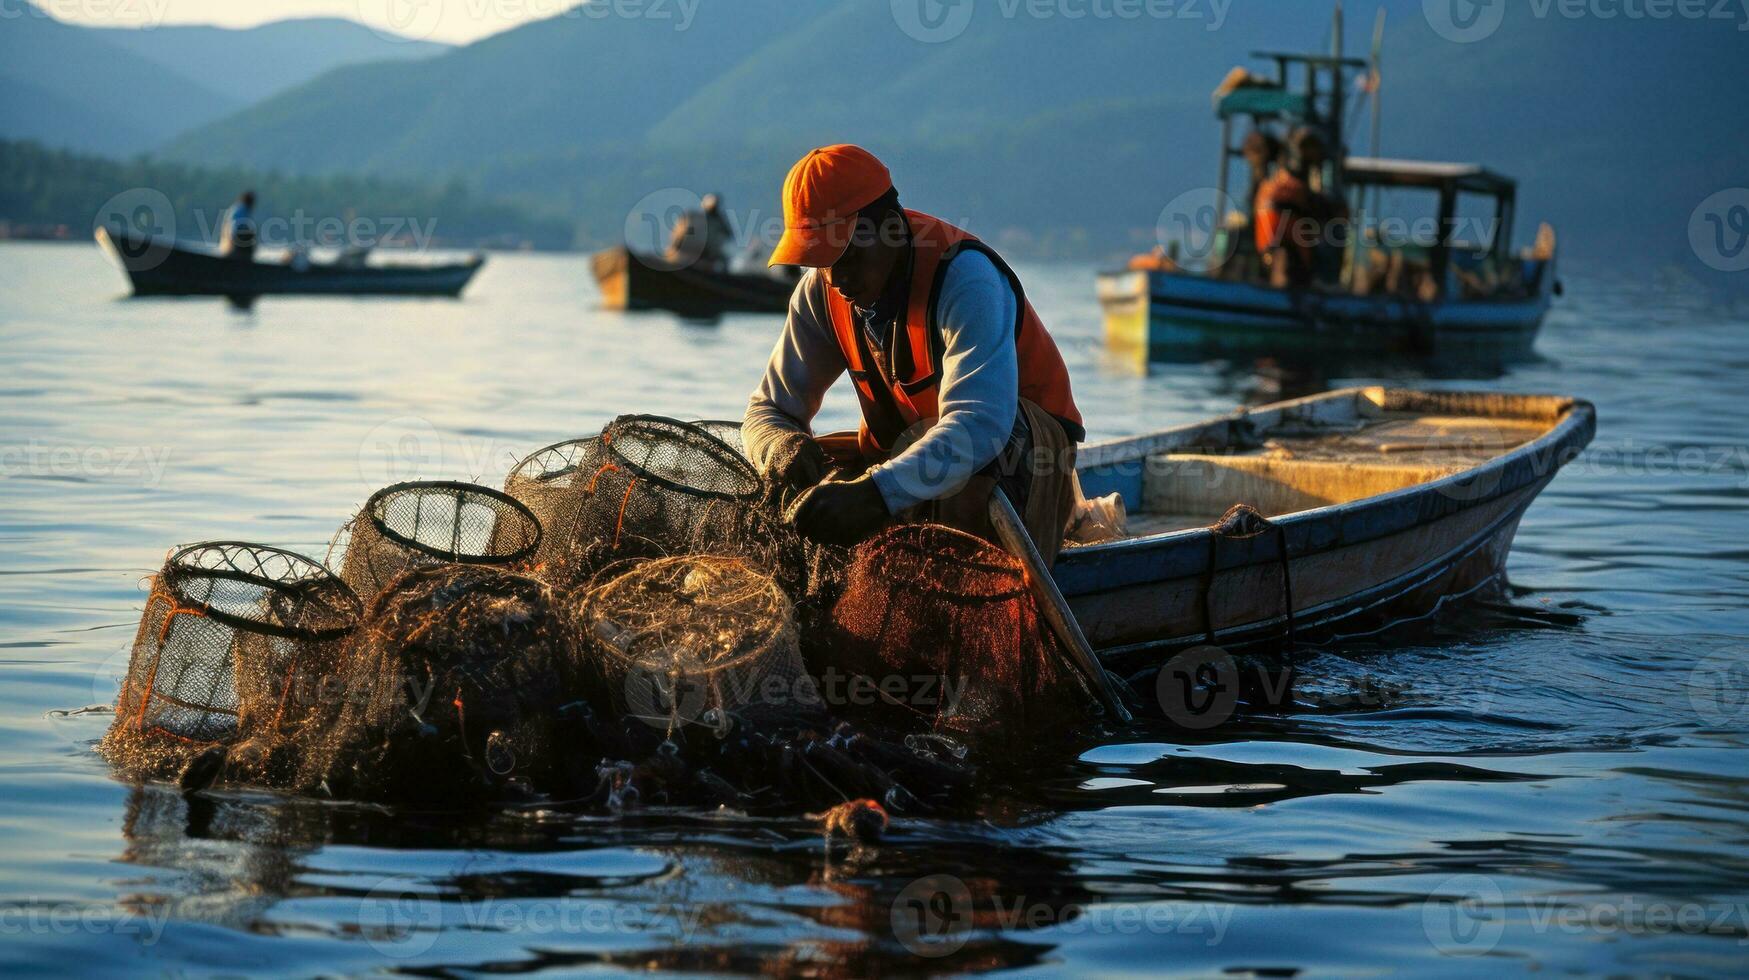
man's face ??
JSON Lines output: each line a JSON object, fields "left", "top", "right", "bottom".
{"left": 822, "top": 212, "right": 903, "bottom": 308}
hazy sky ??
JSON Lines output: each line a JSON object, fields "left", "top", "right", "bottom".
{"left": 42, "top": 0, "right": 571, "bottom": 45}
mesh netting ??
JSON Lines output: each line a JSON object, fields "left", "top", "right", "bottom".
{"left": 335, "top": 481, "right": 542, "bottom": 599}
{"left": 101, "top": 542, "right": 361, "bottom": 782}
{"left": 295, "top": 564, "right": 601, "bottom": 804}
{"left": 577, "top": 555, "right": 811, "bottom": 734}
{"left": 688, "top": 419, "right": 745, "bottom": 457}
{"left": 503, "top": 435, "right": 607, "bottom": 573}
{"left": 545, "top": 416, "right": 782, "bottom": 582}
{"left": 828, "top": 524, "right": 1090, "bottom": 738}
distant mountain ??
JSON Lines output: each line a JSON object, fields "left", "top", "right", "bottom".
{"left": 162, "top": 0, "right": 1749, "bottom": 266}
{"left": 92, "top": 17, "right": 449, "bottom": 106}
{"left": 0, "top": 5, "right": 446, "bottom": 156}
{"left": 0, "top": 6, "right": 237, "bottom": 155}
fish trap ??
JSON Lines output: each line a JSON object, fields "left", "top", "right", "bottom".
{"left": 296, "top": 564, "right": 600, "bottom": 804}
{"left": 503, "top": 435, "right": 607, "bottom": 575}
{"left": 688, "top": 419, "right": 745, "bottom": 457}
{"left": 828, "top": 524, "right": 1088, "bottom": 738}
{"left": 101, "top": 542, "right": 360, "bottom": 781}
{"left": 335, "top": 481, "right": 543, "bottom": 599}
{"left": 567, "top": 416, "right": 774, "bottom": 575}
{"left": 578, "top": 555, "right": 810, "bottom": 734}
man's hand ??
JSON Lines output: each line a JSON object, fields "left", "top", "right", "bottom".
{"left": 787, "top": 475, "right": 890, "bottom": 547}
{"left": 764, "top": 432, "right": 830, "bottom": 497}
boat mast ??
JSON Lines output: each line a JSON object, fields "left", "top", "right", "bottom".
{"left": 1329, "top": 2, "right": 1345, "bottom": 201}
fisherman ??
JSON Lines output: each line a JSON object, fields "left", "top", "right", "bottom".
{"left": 742, "top": 144, "right": 1084, "bottom": 560}
{"left": 1254, "top": 129, "right": 1335, "bottom": 289}
{"left": 218, "top": 190, "right": 257, "bottom": 263}
{"left": 667, "top": 192, "right": 735, "bottom": 272}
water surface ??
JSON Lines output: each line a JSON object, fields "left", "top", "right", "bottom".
{"left": 2, "top": 242, "right": 1746, "bottom": 975}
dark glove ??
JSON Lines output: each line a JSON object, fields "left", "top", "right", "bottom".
{"left": 765, "top": 432, "right": 830, "bottom": 496}
{"left": 786, "top": 475, "right": 891, "bottom": 547}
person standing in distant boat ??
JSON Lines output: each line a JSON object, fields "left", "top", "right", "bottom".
{"left": 742, "top": 145, "right": 1083, "bottom": 561}
{"left": 667, "top": 193, "right": 734, "bottom": 272}
{"left": 219, "top": 190, "right": 257, "bottom": 263}
{"left": 1255, "top": 129, "right": 1347, "bottom": 289}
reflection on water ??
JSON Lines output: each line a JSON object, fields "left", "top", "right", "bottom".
{"left": 2, "top": 244, "right": 1747, "bottom": 975}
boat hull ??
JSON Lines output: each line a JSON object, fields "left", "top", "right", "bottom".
{"left": 96, "top": 226, "right": 483, "bottom": 297}
{"left": 1056, "top": 387, "right": 1594, "bottom": 670}
{"left": 592, "top": 246, "right": 793, "bottom": 317}
{"left": 1097, "top": 264, "right": 1555, "bottom": 359}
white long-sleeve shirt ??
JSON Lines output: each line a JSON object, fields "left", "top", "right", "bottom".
{"left": 743, "top": 251, "right": 1019, "bottom": 513}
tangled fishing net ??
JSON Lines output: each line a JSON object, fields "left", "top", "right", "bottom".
{"left": 576, "top": 555, "right": 812, "bottom": 734}
{"left": 101, "top": 542, "right": 360, "bottom": 782}
{"left": 829, "top": 524, "right": 1092, "bottom": 738}
{"left": 505, "top": 416, "right": 793, "bottom": 587}
{"left": 335, "top": 481, "right": 542, "bottom": 598}
{"left": 294, "top": 564, "right": 601, "bottom": 804}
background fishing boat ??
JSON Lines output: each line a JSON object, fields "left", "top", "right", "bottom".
{"left": 591, "top": 245, "right": 794, "bottom": 318}
{"left": 1100, "top": 13, "right": 1559, "bottom": 359}
{"left": 1061, "top": 386, "right": 1594, "bottom": 671}
{"left": 97, "top": 224, "right": 485, "bottom": 298}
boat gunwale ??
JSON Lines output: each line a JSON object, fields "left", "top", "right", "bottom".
{"left": 1057, "top": 386, "right": 1595, "bottom": 594}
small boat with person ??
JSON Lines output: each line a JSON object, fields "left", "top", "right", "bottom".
{"left": 96, "top": 224, "right": 485, "bottom": 298}
{"left": 1099, "top": 11, "right": 1559, "bottom": 359}
{"left": 591, "top": 245, "right": 795, "bottom": 318}
{"left": 1060, "top": 386, "right": 1593, "bottom": 670}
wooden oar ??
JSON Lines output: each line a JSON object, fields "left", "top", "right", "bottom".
{"left": 987, "top": 487, "right": 1132, "bottom": 723}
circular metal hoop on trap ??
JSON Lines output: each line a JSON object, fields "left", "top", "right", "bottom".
{"left": 578, "top": 555, "right": 806, "bottom": 732}
{"left": 604, "top": 415, "right": 761, "bottom": 499}
{"left": 104, "top": 542, "right": 361, "bottom": 774}
{"left": 337, "top": 480, "right": 543, "bottom": 598}
{"left": 688, "top": 419, "right": 745, "bottom": 457}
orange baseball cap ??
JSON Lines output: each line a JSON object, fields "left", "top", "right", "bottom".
{"left": 768, "top": 144, "right": 894, "bottom": 268}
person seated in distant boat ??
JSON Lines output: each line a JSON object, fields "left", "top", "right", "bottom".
{"left": 666, "top": 193, "right": 735, "bottom": 272}
{"left": 218, "top": 190, "right": 257, "bottom": 263}
{"left": 742, "top": 145, "right": 1084, "bottom": 562}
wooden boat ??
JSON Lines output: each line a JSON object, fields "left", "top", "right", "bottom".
{"left": 96, "top": 225, "right": 484, "bottom": 298}
{"left": 1100, "top": 18, "right": 1558, "bottom": 358}
{"left": 592, "top": 246, "right": 794, "bottom": 317}
{"left": 1059, "top": 387, "right": 1593, "bottom": 670}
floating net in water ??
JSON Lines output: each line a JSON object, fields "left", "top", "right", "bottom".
{"left": 577, "top": 555, "right": 811, "bottom": 734}
{"left": 335, "top": 481, "right": 542, "bottom": 599}
{"left": 296, "top": 564, "right": 599, "bottom": 804}
{"left": 828, "top": 524, "right": 1090, "bottom": 738}
{"left": 101, "top": 542, "right": 360, "bottom": 781}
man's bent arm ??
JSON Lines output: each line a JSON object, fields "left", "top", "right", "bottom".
{"left": 743, "top": 270, "right": 847, "bottom": 475}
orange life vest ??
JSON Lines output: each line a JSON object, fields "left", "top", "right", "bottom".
{"left": 821, "top": 210, "right": 1084, "bottom": 458}
{"left": 1254, "top": 169, "right": 1313, "bottom": 261}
